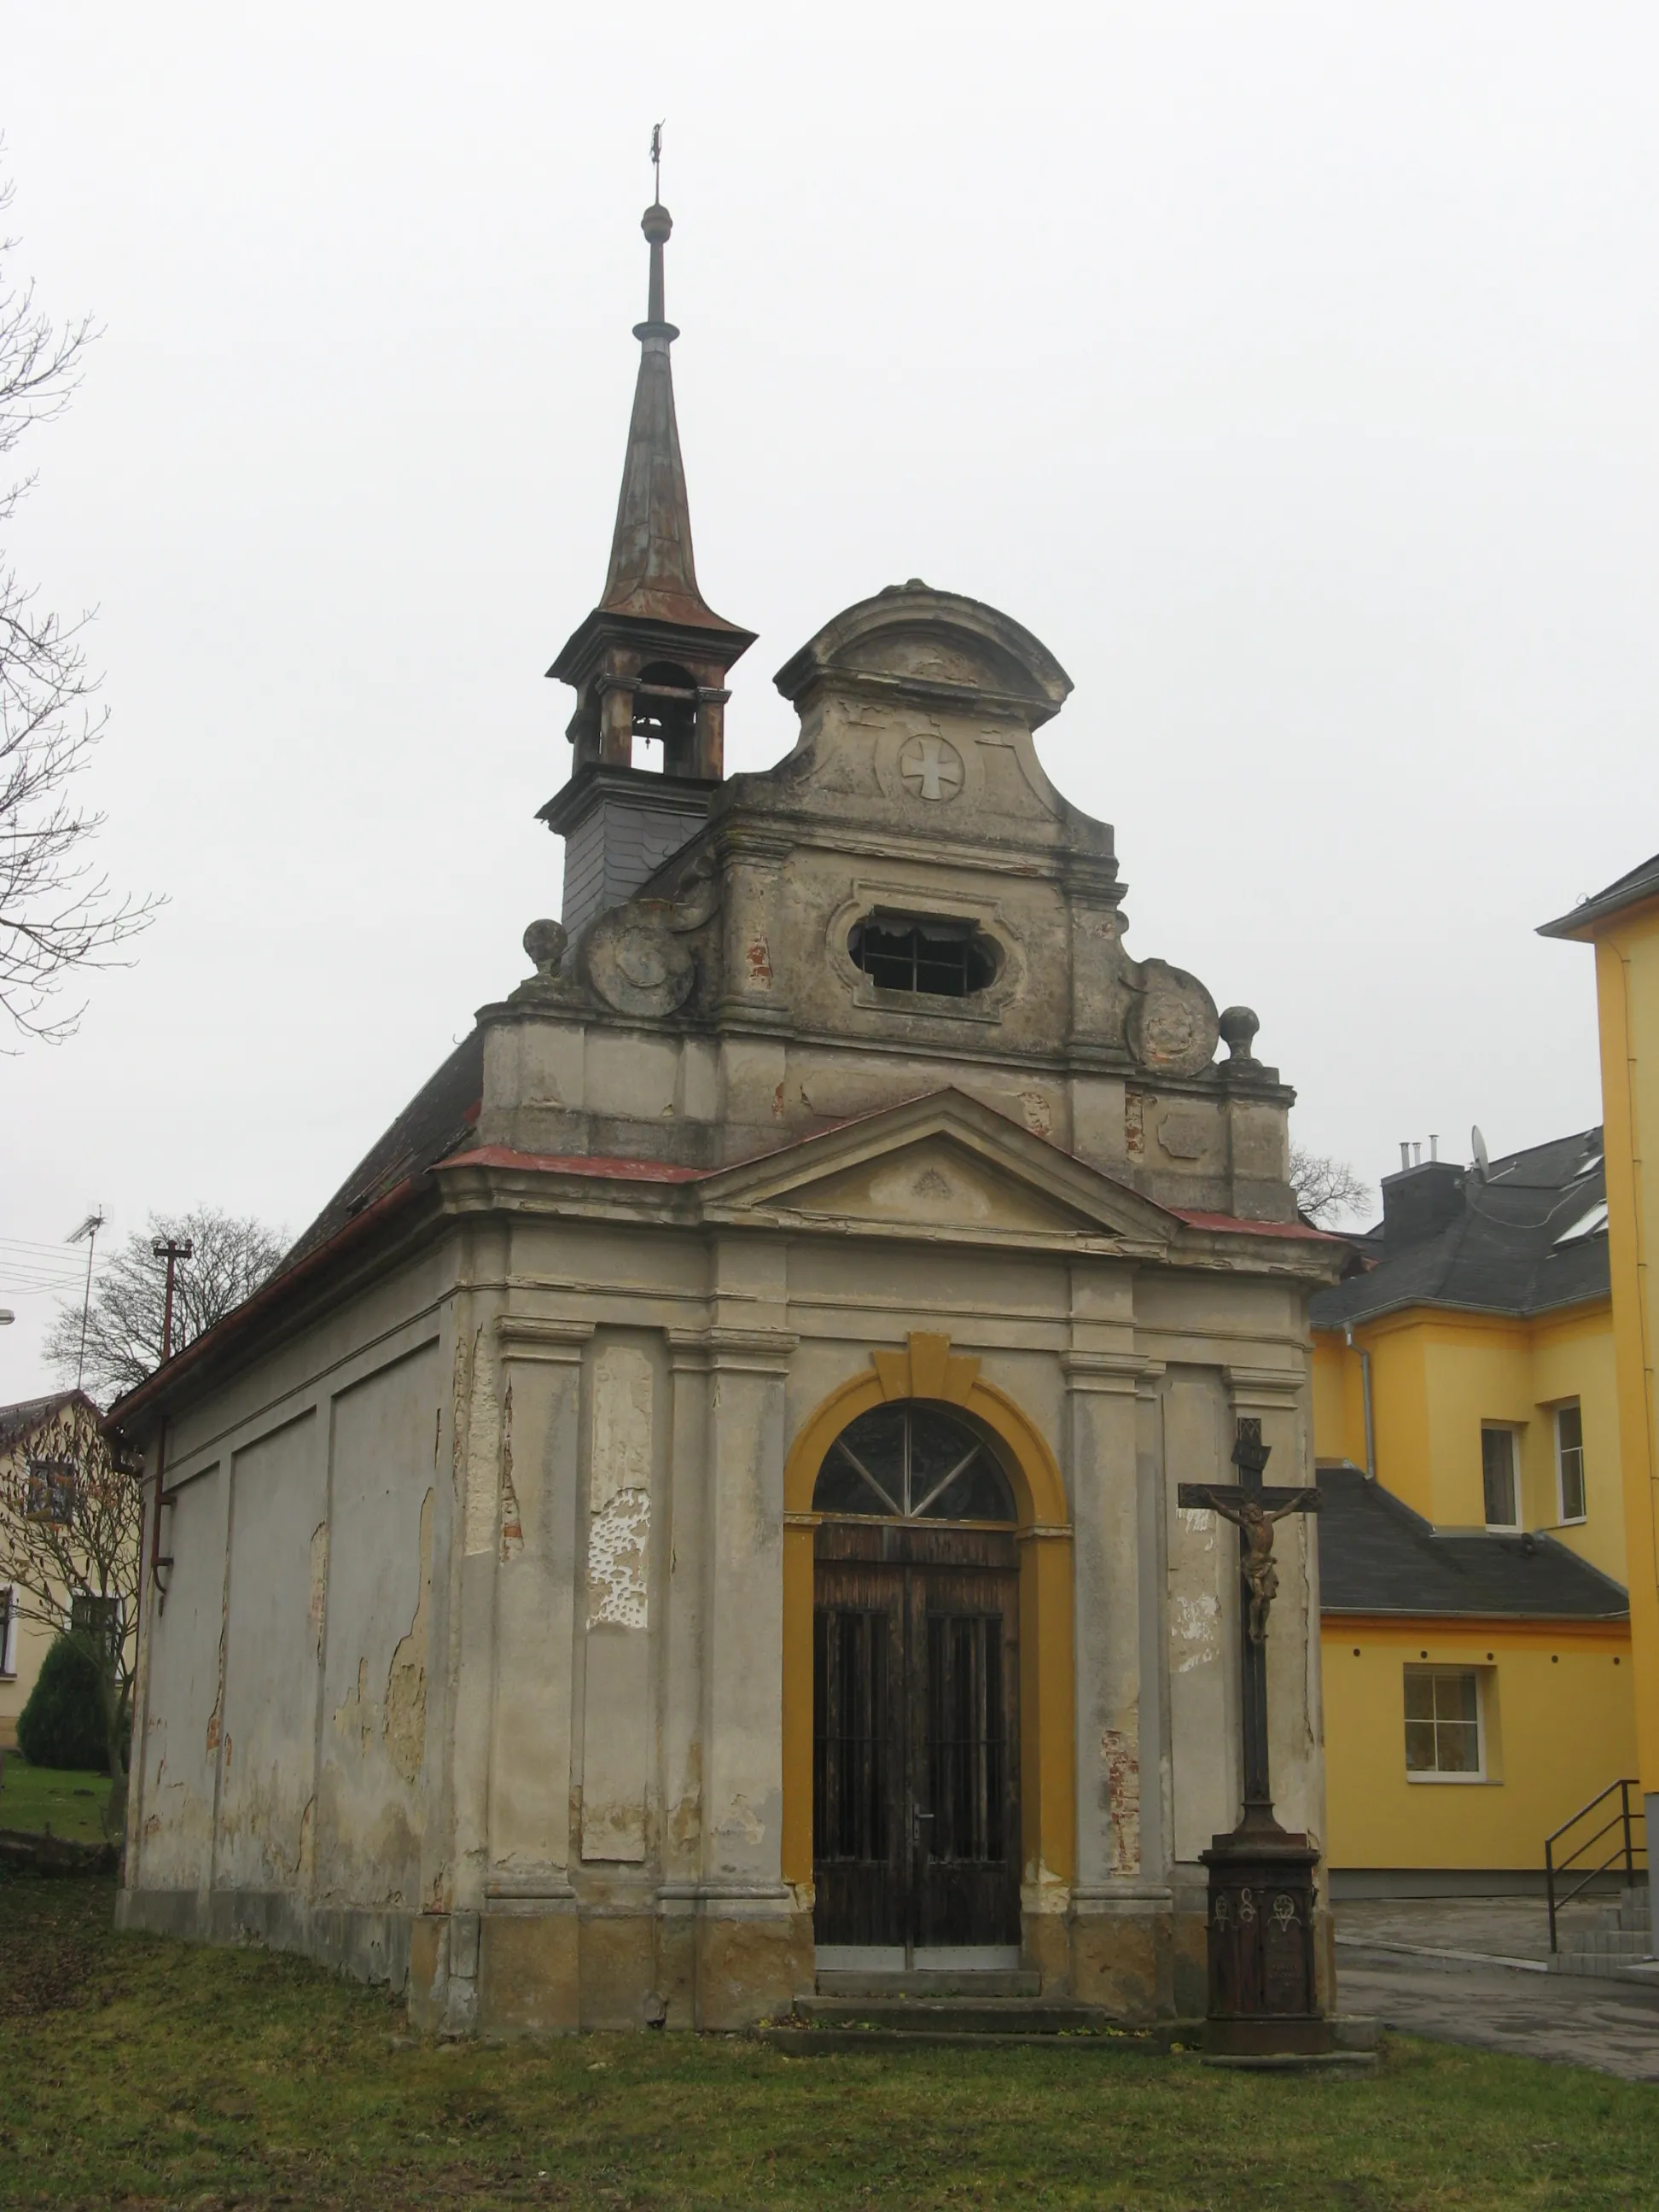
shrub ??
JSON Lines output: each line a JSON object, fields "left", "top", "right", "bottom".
{"left": 16, "top": 1636, "right": 108, "bottom": 1772}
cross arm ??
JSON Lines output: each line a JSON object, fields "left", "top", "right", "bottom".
{"left": 1177, "top": 1482, "right": 1320, "bottom": 1514}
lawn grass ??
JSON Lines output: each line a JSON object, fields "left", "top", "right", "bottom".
{"left": 0, "top": 1754, "right": 112, "bottom": 1841}
{"left": 4, "top": 1874, "right": 1659, "bottom": 2210}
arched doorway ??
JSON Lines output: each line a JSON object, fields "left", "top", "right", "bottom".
{"left": 812, "top": 1400, "right": 1022, "bottom": 1965}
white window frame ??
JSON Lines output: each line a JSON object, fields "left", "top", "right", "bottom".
{"left": 1481, "top": 1424, "right": 1522, "bottom": 1531}
{"left": 1555, "top": 1402, "right": 1587, "bottom": 1525}
{"left": 0, "top": 1585, "right": 16, "bottom": 1678}
{"left": 1404, "top": 1665, "right": 1489, "bottom": 1784}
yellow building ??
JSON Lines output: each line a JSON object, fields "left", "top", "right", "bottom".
{"left": 0, "top": 1391, "right": 123, "bottom": 1753}
{"left": 1540, "top": 851, "right": 1659, "bottom": 1918}
{"left": 1310, "top": 1134, "right": 1636, "bottom": 1892}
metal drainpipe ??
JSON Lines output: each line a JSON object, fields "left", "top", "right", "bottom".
{"left": 1345, "top": 1325, "right": 1377, "bottom": 1480}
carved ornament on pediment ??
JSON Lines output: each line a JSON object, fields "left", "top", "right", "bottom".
{"left": 581, "top": 898, "right": 696, "bottom": 1018}
{"left": 1126, "top": 958, "right": 1220, "bottom": 1079}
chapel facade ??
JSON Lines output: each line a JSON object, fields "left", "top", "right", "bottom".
{"left": 112, "top": 196, "right": 1346, "bottom": 2034}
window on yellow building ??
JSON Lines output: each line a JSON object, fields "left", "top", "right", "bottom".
{"left": 1404, "top": 1668, "right": 1484, "bottom": 1778}
{"left": 1481, "top": 1427, "right": 1519, "bottom": 1529}
{"left": 1556, "top": 1403, "right": 1586, "bottom": 1523}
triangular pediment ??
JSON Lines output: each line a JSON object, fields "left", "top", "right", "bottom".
{"left": 699, "top": 1088, "right": 1175, "bottom": 1251}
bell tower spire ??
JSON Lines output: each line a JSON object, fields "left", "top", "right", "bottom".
{"left": 547, "top": 169, "right": 753, "bottom": 782}
{"left": 541, "top": 166, "right": 754, "bottom": 934}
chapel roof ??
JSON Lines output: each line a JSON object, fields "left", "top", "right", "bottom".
{"left": 1316, "top": 1463, "right": 1628, "bottom": 1621}
{"left": 275, "top": 1027, "right": 484, "bottom": 1278}
{"left": 1309, "top": 1126, "right": 1609, "bottom": 1329}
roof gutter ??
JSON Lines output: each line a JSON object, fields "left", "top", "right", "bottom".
{"left": 104, "top": 1176, "right": 420, "bottom": 1438}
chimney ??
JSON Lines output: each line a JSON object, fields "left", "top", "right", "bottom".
{"left": 1380, "top": 1156, "right": 1467, "bottom": 1249}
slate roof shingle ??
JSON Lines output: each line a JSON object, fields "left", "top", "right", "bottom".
{"left": 1309, "top": 1126, "right": 1609, "bottom": 1329}
{"left": 275, "top": 1027, "right": 486, "bottom": 1280}
{"left": 1317, "top": 1463, "right": 1629, "bottom": 1620}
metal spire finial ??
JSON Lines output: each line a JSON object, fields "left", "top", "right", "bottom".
{"left": 649, "top": 120, "right": 664, "bottom": 207}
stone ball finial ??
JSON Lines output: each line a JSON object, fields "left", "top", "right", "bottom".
{"left": 1219, "top": 1005, "right": 1260, "bottom": 1063}
{"left": 523, "top": 917, "right": 568, "bottom": 981}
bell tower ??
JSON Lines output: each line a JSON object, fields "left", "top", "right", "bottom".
{"left": 540, "top": 191, "right": 754, "bottom": 935}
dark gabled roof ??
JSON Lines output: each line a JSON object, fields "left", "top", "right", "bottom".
{"left": 275, "top": 1027, "right": 485, "bottom": 1279}
{"left": 1317, "top": 1463, "right": 1628, "bottom": 1621}
{"left": 1539, "top": 851, "right": 1659, "bottom": 938}
{"left": 1309, "top": 1126, "right": 1609, "bottom": 1328}
{"left": 0, "top": 1389, "right": 100, "bottom": 1448}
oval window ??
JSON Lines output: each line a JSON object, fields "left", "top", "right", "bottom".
{"left": 848, "top": 916, "right": 997, "bottom": 998}
{"left": 812, "top": 1404, "right": 1016, "bottom": 1523}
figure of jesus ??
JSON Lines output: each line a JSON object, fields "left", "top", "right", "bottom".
{"left": 1202, "top": 1490, "right": 1309, "bottom": 1644}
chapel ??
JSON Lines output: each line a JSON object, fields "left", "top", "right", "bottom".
{"left": 111, "top": 195, "right": 1346, "bottom": 2036}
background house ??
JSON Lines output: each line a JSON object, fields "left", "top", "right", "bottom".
{"left": 0, "top": 1390, "right": 115, "bottom": 1753}
{"left": 1310, "top": 1135, "right": 1636, "bottom": 1892}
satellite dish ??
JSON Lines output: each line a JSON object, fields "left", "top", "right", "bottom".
{"left": 1471, "top": 1126, "right": 1490, "bottom": 1182}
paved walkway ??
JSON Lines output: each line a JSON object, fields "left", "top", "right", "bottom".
{"left": 1336, "top": 1898, "right": 1659, "bottom": 2082}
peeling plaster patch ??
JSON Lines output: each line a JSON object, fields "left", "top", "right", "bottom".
{"left": 1125, "top": 1090, "right": 1146, "bottom": 1159}
{"left": 335, "top": 1657, "right": 374, "bottom": 1752}
{"left": 499, "top": 1380, "right": 524, "bottom": 1561}
{"left": 1018, "top": 1089, "right": 1053, "bottom": 1138}
{"left": 714, "top": 1795, "right": 765, "bottom": 1846}
{"left": 1102, "top": 1728, "right": 1141, "bottom": 1874}
{"left": 385, "top": 1488, "right": 433, "bottom": 1785}
{"left": 205, "top": 1617, "right": 226, "bottom": 1754}
{"left": 308, "top": 1522, "right": 329, "bottom": 1661}
{"left": 1173, "top": 1592, "right": 1221, "bottom": 1674}
{"left": 746, "top": 937, "right": 774, "bottom": 987}
{"left": 588, "top": 1490, "right": 649, "bottom": 1627}
{"left": 591, "top": 1346, "right": 652, "bottom": 1511}
{"left": 463, "top": 1326, "right": 500, "bottom": 1557}
{"left": 1179, "top": 1506, "right": 1215, "bottom": 1537}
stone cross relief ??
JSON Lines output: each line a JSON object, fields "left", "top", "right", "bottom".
{"left": 899, "top": 735, "right": 964, "bottom": 801}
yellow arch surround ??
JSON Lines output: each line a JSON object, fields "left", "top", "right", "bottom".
{"left": 781, "top": 1333, "right": 1076, "bottom": 1898}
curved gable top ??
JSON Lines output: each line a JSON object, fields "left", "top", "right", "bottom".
{"left": 773, "top": 580, "right": 1074, "bottom": 727}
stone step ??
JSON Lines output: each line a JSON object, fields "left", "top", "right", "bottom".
{"left": 758, "top": 2026, "right": 1164, "bottom": 2055}
{"left": 814, "top": 1969, "right": 1041, "bottom": 2000}
{"left": 797, "top": 1997, "right": 1127, "bottom": 2035}
{"left": 1559, "top": 1930, "right": 1653, "bottom": 1957}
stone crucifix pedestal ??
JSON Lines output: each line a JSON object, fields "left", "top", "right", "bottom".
{"left": 1179, "top": 1417, "right": 1328, "bottom": 2058}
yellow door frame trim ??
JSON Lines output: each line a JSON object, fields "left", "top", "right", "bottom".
{"left": 781, "top": 1331, "right": 1076, "bottom": 1893}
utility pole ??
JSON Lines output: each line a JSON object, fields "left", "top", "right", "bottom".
{"left": 153, "top": 1237, "right": 194, "bottom": 1364}
{"left": 67, "top": 1209, "right": 105, "bottom": 1390}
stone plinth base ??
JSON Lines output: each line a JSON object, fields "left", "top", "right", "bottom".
{"left": 1199, "top": 1819, "right": 1327, "bottom": 2056}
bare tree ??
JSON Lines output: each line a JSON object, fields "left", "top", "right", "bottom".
{"left": 1289, "top": 1144, "right": 1372, "bottom": 1228}
{"left": 0, "top": 1393, "right": 141, "bottom": 1817}
{"left": 1, "top": 159, "right": 156, "bottom": 1042}
{"left": 45, "top": 1208, "right": 287, "bottom": 1406}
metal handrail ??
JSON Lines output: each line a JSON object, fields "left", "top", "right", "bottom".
{"left": 1545, "top": 1776, "right": 1645, "bottom": 1953}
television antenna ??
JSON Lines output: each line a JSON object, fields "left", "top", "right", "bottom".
{"left": 1470, "top": 1126, "right": 1490, "bottom": 1183}
{"left": 67, "top": 1209, "right": 105, "bottom": 1391}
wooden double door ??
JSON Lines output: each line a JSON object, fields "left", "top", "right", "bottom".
{"left": 812, "top": 1519, "right": 1021, "bottom": 1956}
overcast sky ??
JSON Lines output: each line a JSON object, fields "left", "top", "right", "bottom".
{"left": 3, "top": 3, "right": 1656, "bottom": 1397}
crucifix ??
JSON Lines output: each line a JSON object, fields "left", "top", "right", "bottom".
{"left": 1178, "top": 1417, "right": 1318, "bottom": 1831}
{"left": 1179, "top": 1417, "right": 1329, "bottom": 2053}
